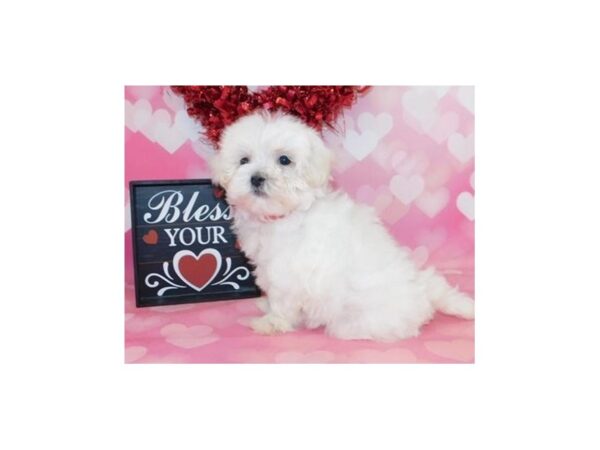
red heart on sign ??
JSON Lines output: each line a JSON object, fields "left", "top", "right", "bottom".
{"left": 143, "top": 229, "right": 158, "bottom": 245}
{"left": 173, "top": 249, "right": 222, "bottom": 292}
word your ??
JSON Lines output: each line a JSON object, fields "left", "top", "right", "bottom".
{"left": 164, "top": 226, "right": 227, "bottom": 247}
{"left": 144, "top": 190, "right": 231, "bottom": 224}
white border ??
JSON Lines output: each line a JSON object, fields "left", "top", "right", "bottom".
{"left": 2, "top": 2, "right": 599, "bottom": 449}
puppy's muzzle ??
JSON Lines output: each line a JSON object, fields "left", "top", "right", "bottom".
{"left": 250, "top": 173, "right": 266, "bottom": 195}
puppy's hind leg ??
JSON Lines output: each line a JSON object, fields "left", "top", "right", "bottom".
{"left": 255, "top": 296, "right": 270, "bottom": 313}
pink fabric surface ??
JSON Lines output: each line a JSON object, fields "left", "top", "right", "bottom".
{"left": 125, "top": 86, "right": 475, "bottom": 363}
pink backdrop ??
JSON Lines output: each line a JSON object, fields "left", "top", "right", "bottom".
{"left": 125, "top": 86, "right": 475, "bottom": 363}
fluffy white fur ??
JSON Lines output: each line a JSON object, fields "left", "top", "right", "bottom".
{"left": 211, "top": 111, "right": 474, "bottom": 341}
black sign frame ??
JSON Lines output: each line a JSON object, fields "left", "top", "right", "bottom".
{"left": 129, "top": 179, "right": 261, "bottom": 307}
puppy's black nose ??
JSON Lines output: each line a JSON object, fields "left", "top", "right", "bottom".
{"left": 251, "top": 174, "right": 266, "bottom": 188}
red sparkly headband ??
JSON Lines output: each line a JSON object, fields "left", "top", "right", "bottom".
{"left": 171, "top": 85, "right": 370, "bottom": 147}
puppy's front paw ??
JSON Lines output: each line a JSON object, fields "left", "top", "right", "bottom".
{"left": 255, "top": 296, "right": 270, "bottom": 313}
{"left": 250, "top": 314, "right": 294, "bottom": 335}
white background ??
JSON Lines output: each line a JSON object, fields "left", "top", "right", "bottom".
{"left": 1, "top": 1, "right": 599, "bottom": 449}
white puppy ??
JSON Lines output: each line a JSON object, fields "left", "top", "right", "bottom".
{"left": 211, "top": 111, "right": 474, "bottom": 341}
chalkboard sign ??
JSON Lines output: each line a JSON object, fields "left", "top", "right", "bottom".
{"left": 130, "top": 179, "right": 261, "bottom": 307}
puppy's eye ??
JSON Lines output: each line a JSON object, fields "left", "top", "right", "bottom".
{"left": 239, "top": 157, "right": 250, "bottom": 165}
{"left": 278, "top": 155, "right": 292, "bottom": 166}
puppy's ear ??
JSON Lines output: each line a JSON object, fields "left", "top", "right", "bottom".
{"left": 303, "top": 132, "right": 333, "bottom": 188}
{"left": 208, "top": 151, "right": 233, "bottom": 188}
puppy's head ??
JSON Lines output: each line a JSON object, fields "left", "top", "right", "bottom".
{"left": 210, "top": 112, "right": 332, "bottom": 219}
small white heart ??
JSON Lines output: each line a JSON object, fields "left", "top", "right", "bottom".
{"left": 448, "top": 133, "right": 474, "bottom": 163}
{"left": 174, "top": 110, "right": 202, "bottom": 141}
{"left": 145, "top": 109, "right": 172, "bottom": 142}
{"left": 125, "top": 346, "right": 147, "bottom": 363}
{"left": 357, "top": 112, "right": 393, "bottom": 139}
{"left": 160, "top": 323, "right": 218, "bottom": 349}
{"left": 131, "top": 99, "right": 153, "bottom": 132}
{"left": 457, "top": 86, "right": 474, "bottom": 114}
{"left": 456, "top": 192, "right": 475, "bottom": 221}
{"left": 389, "top": 174, "right": 425, "bottom": 204}
{"left": 428, "top": 111, "right": 459, "bottom": 144}
{"left": 154, "top": 125, "right": 187, "bottom": 154}
{"left": 415, "top": 188, "right": 450, "bottom": 218}
{"left": 402, "top": 88, "right": 440, "bottom": 133}
{"left": 343, "top": 129, "right": 379, "bottom": 161}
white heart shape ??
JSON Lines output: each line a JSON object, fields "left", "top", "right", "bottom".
{"left": 389, "top": 174, "right": 425, "bottom": 204}
{"left": 160, "top": 323, "right": 218, "bottom": 349}
{"left": 156, "top": 128, "right": 187, "bottom": 153}
{"left": 343, "top": 129, "right": 379, "bottom": 161}
{"left": 125, "top": 346, "right": 147, "bottom": 363}
{"left": 143, "top": 108, "right": 172, "bottom": 142}
{"left": 172, "top": 249, "right": 222, "bottom": 292}
{"left": 427, "top": 111, "right": 459, "bottom": 144}
{"left": 371, "top": 142, "right": 400, "bottom": 170}
{"left": 131, "top": 99, "right": 153, "bottom": 132}
{"left": 415, "top": 188, "right": 450, "bottom": 218}
{"left": 424, "top": 339, "right": 474, "bottom": 362}
{"left": 357, "top": 112, "right": 393, "bottom": 139}
{"left": 448, "top": 132, "right": 474, "bottom": 163}
{"left": 456, "top": 192, "right": 475, "bottom": 221}
{"left": 402, "top": 88, "right": 440, "bottom": 133}
{"left": 457, "top": 86, "right": 474, "bottom": 114}
{"left": 174, "top": 110, "right": 202, "bottom": 141}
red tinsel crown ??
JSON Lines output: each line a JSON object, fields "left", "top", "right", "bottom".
{"left": 171, "top": 85, "right": 369, "bottom": 147}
